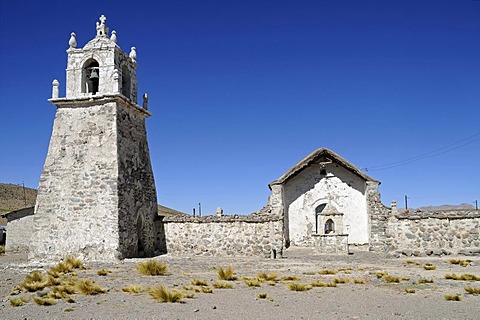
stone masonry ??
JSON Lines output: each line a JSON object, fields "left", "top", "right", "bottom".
{"left": 28, "top": 16, "right": 157, "bottom": 261}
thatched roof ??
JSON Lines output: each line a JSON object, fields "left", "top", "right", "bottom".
{"left": 269, "top": 148, "right": 378, "bottom": 188}
{"left": 157, "top": 204, "right": 187, "bottom": 217}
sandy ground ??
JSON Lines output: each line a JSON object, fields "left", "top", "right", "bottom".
{"left": 0, "top": 249, "right": 479, "bottom": 320}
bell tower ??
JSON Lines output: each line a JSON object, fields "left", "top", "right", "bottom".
{"left": 30, "top": 15, "right": 158, "bottom": 261}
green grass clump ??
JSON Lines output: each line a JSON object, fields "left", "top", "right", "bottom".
{"left": 21, "top": 271, "right": 50, "bottom": 292}
{"left": 464, "top": 287, "right": 480, "bottom": 294}
{"left": 137, "top": 260, "right": 168, "bottom": 276}
{"left": 405, "top": 288, "right": 416, "bottom": 294}
{"left": 444, "top": 294, "right": 462, "bottom": 301}
{"left": 353, "top": 279, "right": 366, "bottom": 284}
{"left": 383, "top": 275, "right": 400, "bottom": 283}
{"left": 288, "top": 282, "right": 311, "bottom": 291}
{"left": 449, "top": 259, "right": 472, "bottom": 267}
{"left": 257, "top": 272, "right": 279, "bottom": 281}
{"left": 423, "top": 264, "right": 436, "bottom": 271}
{"left": 76, "top": 279, "right": 107, "bottom": 295}
{"left": 281, "top": 275, "right": 301, "bottom": 281}
{"left": 319, "top": 269, "right": 337, "bottom": 275}
{"left": 10, "top": 296, "right": 29, "bottom": 307}
{"left": 257, "top": 293, "right": 268, "bottom": 299}
{"left": 191, "top": 279, "right": 209, "bottom": 286}
{"left": 213, "top": 282, "right": 234, "bottom": 289}
{"left": 333, "top": 277, "right": 350, "bottom": 284}
{"left": 217, "top": 266, "right": 237, "bottom": 281}
{"left": 149, "top": 286, "right": 183, "bottom": 303}
{"left": 97, "top": 269, "right": 112, "bottom": 276}
{"left": 418, "top": 278, "right": 434, "bottom": 284}
{"left": 122, "top": 285, "right": 142, "bottom": 294}
{"left": 445, "top": 273, "right": 480, "bottom": 281}
{"left": 243, "top": 278, "right": 262, "bottom": 287}
{"left": 33, "top": 296, "right": 57, "bottom": 306}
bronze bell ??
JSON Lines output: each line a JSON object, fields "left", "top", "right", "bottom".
{"left": 89, "top": 69, "right": 99, "bottom": 80}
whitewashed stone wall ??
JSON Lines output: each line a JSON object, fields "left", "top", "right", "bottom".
{"left": 6, "top": 216, "right": 35, "bottom": 253}
{"left": 385, "top": 210, "right": 480, "bottom": 256}
{"left": 163, "top": 215, "right": 284, "bottom": 258}
{"left": 282, "top": 163, "right": 369, "bottom": 246}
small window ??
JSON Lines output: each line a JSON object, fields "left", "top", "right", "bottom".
{"left": 324, "top": 219, "right": 335, "bottom": 234}
{"left": 320, "top": 168, "right": 327, "bottom": 175}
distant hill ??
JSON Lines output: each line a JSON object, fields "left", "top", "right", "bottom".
{"left": 0, "top": 183, "right": 37, "bottom": 214}
{"left": 415, "top": 203, "right": 475, "bottom": 212}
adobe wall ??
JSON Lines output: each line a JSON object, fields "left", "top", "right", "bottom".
{"left": 163, "top": 214, "right": 284, "bottom": 258}
{"left": 385, "top": 210, "right": 480, "bottom": 256}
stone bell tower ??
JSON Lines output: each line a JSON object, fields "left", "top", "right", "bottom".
{"left": 29, "top": 15, "right": 158, "bottom": 261}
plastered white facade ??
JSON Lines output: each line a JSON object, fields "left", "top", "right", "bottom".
{"left": 284, "top": 164, "right": 369, "bottom": 246}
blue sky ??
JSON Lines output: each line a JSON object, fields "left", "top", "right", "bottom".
{"left": 1, "top": 0, "right": 479, "bottom": 214}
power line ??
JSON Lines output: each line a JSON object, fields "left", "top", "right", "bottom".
{"left": 364, "top": 132, "right": 480, "bottom": 172}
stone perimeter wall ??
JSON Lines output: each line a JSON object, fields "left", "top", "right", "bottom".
{"left": 385, "top": 210, "right": 480, "bottom": 256}
{"left": 163, "top": 215, "right": 284, "bottom": 258}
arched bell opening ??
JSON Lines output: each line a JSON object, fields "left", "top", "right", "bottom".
{"left": 82, "top": 59, "right": 100, "bottom": 94}
{"left": 121, "top": 65, "right": 131, "bottom": 99}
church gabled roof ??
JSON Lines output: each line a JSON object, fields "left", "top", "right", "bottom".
{"left": 269, "top": 148, "right": 378, "bottom": 188}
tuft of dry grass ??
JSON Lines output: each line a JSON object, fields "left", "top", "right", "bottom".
{"left": 444, "top": 294, "right": 462, "bottom": 301}
{"left": 382, "top": 275, "right": 400, "bottom": 283}
{"left": 33, "top": 296, "right": 57, "bottom": 306}
{"left": 213, "top": 282, "right": 234, "bottom": 289}
{"left": 217, "top": 266, "right": 237, "bottom": 281}
{"left": 423, "top": 264, "right": 436, "bottom": 271}
{"left": 149, "top": 286, "right": 183, "bottom": 303}
{"left": 449, "top": 259, "right": 472, "bottom": 267}
{"left": 200, "top": 287, "right": 213, "bottom": 293}
{"left": 376, "top": 272, "right": 388, "bottom": 278}
{"left": 243, "top": 277, "right": 262, "bottom": 287}
{"left": 21, "top": 271, "right": 51, "bottom": 292}
{"left": 311, "top": 280, "right": 328, "bottom": 287}
{"left": 445, "top": 273, "right": 480, "bottom": 281}
{"left": 257, "top": 272, "right": 279, "bottom": 281}
{"left": 281, "top": 275, "right": 301, "bottom": 281}
{"left": 418, "top": 278, "right": 434, "bottom": 284}
{"left": 405, "top": 260, "right": 420, "bottom": 266}
{"left": 288, "top": 282, "right": 311, "bottom": 291}
{"left": 0, "top": 245, "right": 5, "bottom": 255}
{"left": 183, "top": 292, "right": 195, "bottom": 299}
{"left": 257, "top": 293, "right": 268, "bottom": 299}
{"left": 464, "top": 287, "right": 480, "bottom": 294}
{"left": 97, "top": 269, "right": 112, "bottom": 276}
{"left": 10, "top": 296, "right": 29, "bottom": 307}
{"left": 191, "top": 279, "right": 209, "bottom": 286}
{"left": 333, "top": 277, "right": 350, "bottom": 284}
{"left": 353, "top": 279, "right": 366, "bottom": 284}
{"left": 137, "top": 260, "right": 168, "bottom": 276}
{"left": 122, "top": 285, "right": 142, "bottom": 294}
{"left": 76, "top": 279, "right": 107, "bottom": 295}
{"left": 319, "top": 269, "right": 337, "bottom": 275}
{"left": 405, "top": 288, "right": 416, "bottom": 294}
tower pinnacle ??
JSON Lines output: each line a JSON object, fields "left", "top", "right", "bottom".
{"left": 96, "top": 14, "right": 109, "bottom": 38}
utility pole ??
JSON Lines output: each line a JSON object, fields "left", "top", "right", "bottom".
{"left": 198, "top": 203, "right": 202, "bottom": 217}
{"left": 22, "top": 181, "right": 27, "bottom": 206}
{"left": 405, "top": 195, "right": 408, "bottom": 211}
{"left": 475, "top": 200, "right": 478, "bottom": 211}
{"left": 193, "top": 208, "right": 196, "bottom": 216}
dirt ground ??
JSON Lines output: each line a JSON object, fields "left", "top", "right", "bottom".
{"left": 1, "top": 249, "right": 479, "bottom": 320}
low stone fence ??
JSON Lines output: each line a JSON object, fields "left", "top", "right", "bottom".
{"left": 385, "top": 210, "right": 480, "bottom": 256}
{"left": 163, "top": 214, "right": 284, "bottom": 258}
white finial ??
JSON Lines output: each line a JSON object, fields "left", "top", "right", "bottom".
{"left": 52, "top": 79, "right": 59, "bottom": 99}
{"left": 142, "top": 93, "right": 149, "bottom": 110}
{"left": 96, "top": 15, "right": 109, "bottom": 38}
{"left": 69, "top": 32, "right": 77, "bottom": 48}
{"left": 110, "top": 30, "right": 117, "bottom": 43}
{"left": 129, "top": 47, "right": 137, "bottom": 61}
